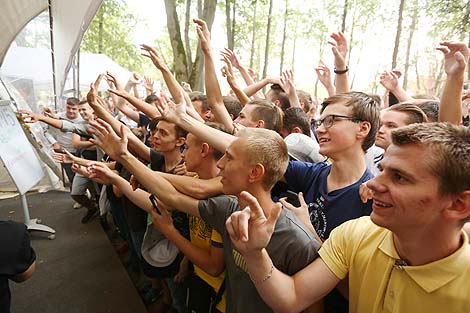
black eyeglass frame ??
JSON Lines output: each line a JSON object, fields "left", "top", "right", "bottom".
{"left": 312, "top": 114, "right": 362, "bottom": 129}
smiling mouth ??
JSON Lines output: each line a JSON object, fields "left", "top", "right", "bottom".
{"left": 373, "top": 199, "right": 392, "bottom": 208}
{"left": 318, "top": 138, "right": 331, "bottom": 143}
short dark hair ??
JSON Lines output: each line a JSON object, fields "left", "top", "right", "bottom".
{"left": 269, "top": 84, "right": 290, "bottom": 111}
{"left": 415, "top": 101, "right": 439, "bottom": 122}
{"left": 149, "top": 117, "right": 188, "bottom": 139}
{"left": 388, "top": 103, "right": 428, "bottom": 124}
{"left": 282, "top": 107, "right": 311, "bottom": 136}
{"left": 145, "top": 94, "right": 159, "bottom": 104}
{"left": 223, "top": 96, "right": 242, "bottom": 120}
{"left": 66, "top": 97, "right": 80, "bottom": 106}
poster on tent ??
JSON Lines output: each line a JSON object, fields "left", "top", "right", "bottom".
{"left": 0, "top": 100, "right": 43, "bottom": 194}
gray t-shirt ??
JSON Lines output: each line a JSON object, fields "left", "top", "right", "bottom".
{"left": 45, "top": 112, "right": 83, "bottom": 153}
{"left": 199, "top": 195, "right": 320, "bottom": 313}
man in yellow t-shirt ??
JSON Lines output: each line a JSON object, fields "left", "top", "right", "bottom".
{"left": 226, "top": 123, "right": 470, "bottom": 313}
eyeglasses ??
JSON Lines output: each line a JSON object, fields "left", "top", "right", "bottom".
{"left": 312, "top": 114, "right": 362, "bottom": 129}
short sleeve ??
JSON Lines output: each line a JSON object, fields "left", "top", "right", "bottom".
{"left": 284, "top": 161, "right": 325, "bottom": 192}
{"left": 198, "top": 196, "right": 238, "bottom": 235}
{"left": 0, "top": 221, "right": 36, "bottom": 277}
{"left": 318, "top": 218, "right": 368, "bottom": 280}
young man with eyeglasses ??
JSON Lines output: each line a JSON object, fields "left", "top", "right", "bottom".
{"left": 282, "top": 91, "right": 380, "bottom": 313}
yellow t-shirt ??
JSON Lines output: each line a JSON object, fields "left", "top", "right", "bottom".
{"left": 189, "top": 215, "right": 226, "bottom": 312}
{"left": 319, "top": 216, "right": 470, "bottom": 313}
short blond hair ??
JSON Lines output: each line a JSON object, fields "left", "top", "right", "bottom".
{"left": 235, "top": 128, "right": 288, "bottom": 190}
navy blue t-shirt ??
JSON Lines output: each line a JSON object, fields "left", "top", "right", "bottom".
{"left": 284, "top": 161, "right": 373, "bottom": 241}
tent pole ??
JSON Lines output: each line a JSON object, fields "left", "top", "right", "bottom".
{"left": 77, "top": 48, "right": 80, "bottom": 97}
{"left": 48, "top": 0, "right": 58, "bottom": 112}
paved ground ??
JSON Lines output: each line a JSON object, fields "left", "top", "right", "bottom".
{"left": 0, "top": 190, "right": 147, "bottom": 313}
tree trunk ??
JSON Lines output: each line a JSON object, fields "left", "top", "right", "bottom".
{"left": 98, "top": 9, "right": 103, "bottom": 54}
{"left": 262, "top": 0, "right": 274, "bottom": 81}
{"left": 249, "top": 0, "right": 258, "bottom": 69}
{"left": 414, "top": 56, "right": 420, "bottom": 91}
{"left": 189, "top": 0, "right": 217, "bottom": 91}
{"left": 279, "top": 0, "right": 288, "bottom": 74}
{"left": 468, "top": 31, "right": 470, "bottom": 81}
{"left": 392, "top": 0, "right": 406, "bottom": 69}
{"left": 164, "top": 0, "right": 189, "bottom": 83}
{"left": 226, "top": 0, "right": 233, "bottom": 50}
{"left": 184, "top": 0, "right": 192, "bottom": 75}
{"left": 341, "top": 0, "right": 348, "bottom": 33}
{"left": 291, "top": 20, "right": 298, "bottom": 72}
{"left": 403, "top": 0, "right": 418, "bottom": 90}
{"left": 231, "top": 1, "right": 236, "bottom": 50}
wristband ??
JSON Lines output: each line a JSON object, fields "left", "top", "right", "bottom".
{"left": 334, "top": 66, "right": 349, "bottom": 75}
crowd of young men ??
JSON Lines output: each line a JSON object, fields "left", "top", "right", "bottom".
{"left": 9, "top": 17, "right": 470, "bottom": 313}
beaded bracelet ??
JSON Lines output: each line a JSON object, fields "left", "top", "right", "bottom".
{"left": 250, "top": 261, "right": 274, "bottom": 284}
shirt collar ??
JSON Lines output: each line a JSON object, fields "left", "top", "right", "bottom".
{"left": 379, "top": 230, "right": 470, "bottom": 293}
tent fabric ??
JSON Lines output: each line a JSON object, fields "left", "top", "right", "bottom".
{"left": 51, "top": 0, "right": 103, "bottom": 97}
{"left": 0, "top": 0, "right": 103, "bottom": 97}
{"left": 1, "top": 46, "right": 131, "bottom": 92}
{"left": 0, "top": 0, "right": 47, "bottom": 65}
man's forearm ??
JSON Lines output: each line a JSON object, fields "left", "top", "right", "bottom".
{"left": 160, "top": 173, "right": 223, "bottom": 199}
{"left": 244, "top": 78, "right": 269, "bottom": 97}
{"left": 119, "top": 152, "right": 200, "bottom": 216}
{"left": 177, "top": 113, "right": 235, "bottom": 153}
{"left": 440, "top": 74, "right": 464, "bottom": 124}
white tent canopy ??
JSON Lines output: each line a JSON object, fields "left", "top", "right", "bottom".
{"left": 0, "top": 0, "right": 103, "bottom": 98}
{"left": 1, "top": 45, "right": 131, "bottom": 93}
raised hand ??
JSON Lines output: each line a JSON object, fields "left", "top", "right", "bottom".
{"left": 279, "top": 70, "right": 296, "bottom": 94}
{"left": 88, "top": 119, "right": 129, "bottom": 161}
{"left": 379, "top": 70, "right": 399, "bottom": 91}
{"left": 225, "top": 191, "right": 282, "bottom": 256}
{"left": 18, "top": 110, "right": 40, "bottom": 123}
{"left": 220, "top": 48, "right": 241, "bottom": 69}
{"left": 437, "top": 41, "right": 470, "bottom": 77}
{"left": 155, "top": 92, "right": 187, "bottom": 124}
{"left": 88, "top": 162, "right": 120, "bottom": 185}
{"left": 141, "top": 44, "right": 168, "bottom": 71}
{"left": 315, "top": 61, "right": 333, "bottom": 87}
{"left": 129, "top": 72, "right": 143, "bottom": 85}
{"left": 105, "top": 71, "right": 126, "bottom": 97}
{"left": 193, "top": 18, "right": 211, "bottom": 53}
{"left": 143, "top": 76, "right": 154, "bottom": 93}
{"left": 220, "top": 54, "right": 236, "bottom": 85}
{"left": 328, "top": 32, "right": 348, "bottom": 69}
{"left": 181, "top": 82, "right": 192, "bottom": 93}
{"left": 42, "top": 107, "right": 58, "bottom": 119}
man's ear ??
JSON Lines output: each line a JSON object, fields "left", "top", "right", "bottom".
{"left": 176, "top": 137, "right": 186, "bottom": 147}
{"left": 443, "top": 190, "right": 470, "bottom": 223}
{"left": 292, "top": 126, "right": 303, "bottom": 134}
{"left": 248, "top": 163, "right": 265, "bottom": 183}
{"left": 273, "top": 99, "right": 281, "bottom": 108}
{"left": 256, "top": 120, "right": 265, "bottom": 129}
{"left": 356, "top": 121, "right": 371, "bottom": 140}
{"left": 200, "top": 142, "right": 210, "bottom": 158}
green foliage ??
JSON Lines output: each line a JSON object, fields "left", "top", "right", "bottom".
{"left": 81, "top": 0, "right": 144, "bottom": 72}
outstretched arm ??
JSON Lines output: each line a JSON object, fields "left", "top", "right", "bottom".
{"left": 328, "top": 32, "right": 349, "bottom": 94}
{"left": 87, "top": 82, "right": 152, "bottom": 162}
{"left": 220, "top": 53, "right": 251, "bottom": 107}
{"left": 19, "top": 110, "right": 63, "bottom": 129}
{"left": 226, "top": 191, "right": 339, "bottom": 312}
{"left": 379, "top": 70, "right": 412, "bottom": 102}
{"left": 278, "top": 70, "right": 301, "bottom": 108}
{"left": 88, "top": 119, "right": 200, "bottom": 217}
{"left": 315, "top": 60, "right": 336, "bottom": 96}
{"left": 156, "top": 96, "right": 236, "bottom": 153}
{"left": 194, "top": 18, "right": 234, "bottom": 131}
{"left": 437, "top": 41, "right": 470, "bottom": 124}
